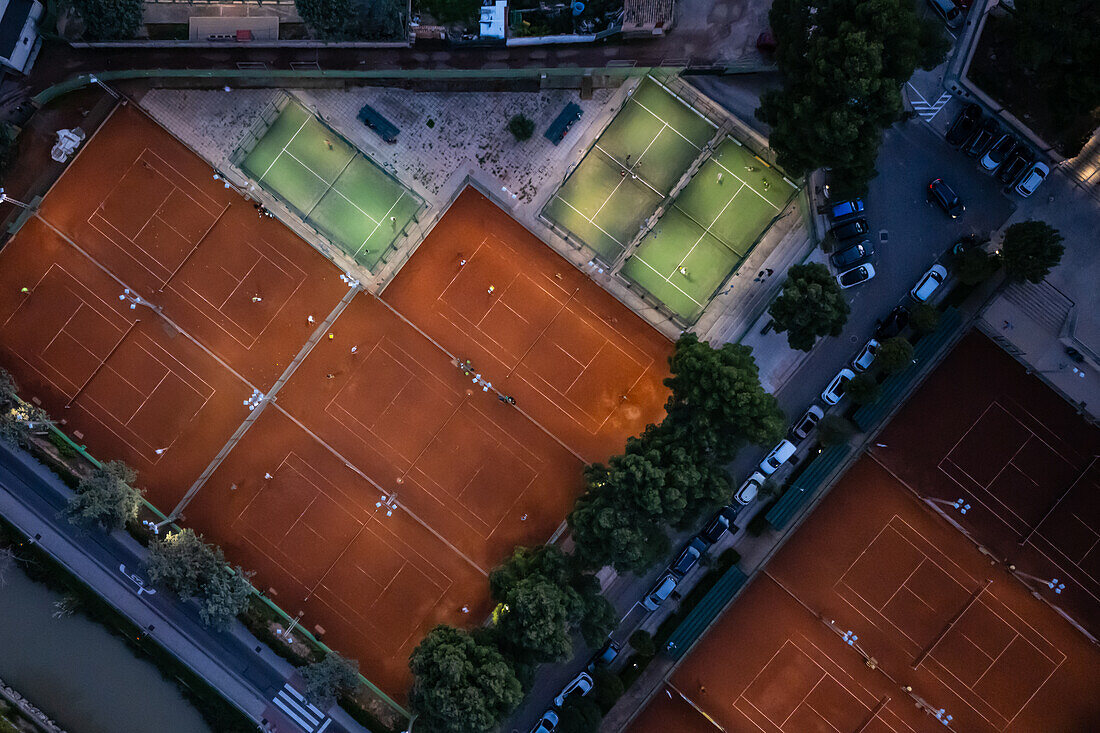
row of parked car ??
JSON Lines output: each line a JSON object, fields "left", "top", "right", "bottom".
{"left": 825, "top": 197, "right": 877, "bottom": 289}
{"left": 945, "top": 103, "right": 1049, "bottom": 197}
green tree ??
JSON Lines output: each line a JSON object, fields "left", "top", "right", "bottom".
{"left": 508, "top": 114, "right": 536, "bottom": 141}
{"left": 768, "top": 264, "right": 850, "bottom": 352}
{"left": 910, "top": 303, "right": 940, "bottom": 334}
{"left": 845, "top": 372, "right": 880, "bottom": 405}
{"left": 295, "top": 0, "right": 352, "bottom": 38}
{"left": 408, "top": 625, "right": 522, "bottom": 733}
{"left": 874, "top": 336, "right": 913, "bottom": 374}
{"left": 71, "top": 0, "right": 144, "bottom": 39}
{"left": 302, "top": 652, "right": 360, "bottom": 709}
{"left": 758, "top": 0, "right": 948, "bottom": 189}
{"left": 421, "top": 0, "right": 480, "bottom": 23}
{"left": 568, "top": 486, "right": 669, "bottom": 573}
{"left": 66, "top": 460, "right": 142, "bottom": 531}
{"left": 628, "top": 629, "right": 655, "bottom": 657}
{"left": 557, "top": 696, "right": 603, "bottom": 733}
{"left": 0, "top": 367, "right": 17, "bottom": 409}
{"left": 662, "top": 333, "right": 785, "bottom": 462}
{"left": 1001, "top": 220, "right": 1065, "bottom": 283}
{"left": 954, "top": 247, "right": 1001, "bottom": 285}
{"left": 817, "top": 415, "right": 856, "bottom": 447}
{"left": 591, "top": 668, "right": 624, "bottom": 713}
{"left": 146, "top": 529, "right": 252, "bottom": 628}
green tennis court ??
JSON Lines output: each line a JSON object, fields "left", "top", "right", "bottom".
{"left": 543, "top": 77, "right": 717, "bottom": 262}
{"left": 621, "top": 137, "right": 798, "bottom": 321}
{"left": 240, "top": 100, "right": 421, "bottom": 270}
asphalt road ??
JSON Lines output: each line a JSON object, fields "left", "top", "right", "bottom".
{"left": 0, "top": 442, "right": 346, "bottom": 733}
{"left": 507, "top": 113, "right": 1019, "bottom": 733}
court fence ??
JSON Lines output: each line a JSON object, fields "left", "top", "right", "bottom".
{"left": 8, "top": 396, "right": 410, "bottom": 723}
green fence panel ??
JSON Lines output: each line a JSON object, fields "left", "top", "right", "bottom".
{"left": 664, "top": 565, "right": 748, "bottom": 660}
{"left": 765, "top": 444, "right": 851, "bottom": 530}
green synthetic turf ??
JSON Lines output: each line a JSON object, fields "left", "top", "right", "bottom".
{"left": 238, "top": 100, "right": 421, "bottom": 270}
{"left": 622, "top": 207, "right": 737, "bottom": 320}
{"left": 630, "top": 79, "right": 717, "bottom": 147}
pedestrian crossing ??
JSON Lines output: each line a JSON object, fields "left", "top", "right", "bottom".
{"left": 907, "top": 84, "right": 952, "bottom": 122}
{"left": 272, "top": 684, "right": 331, "bottom": 733}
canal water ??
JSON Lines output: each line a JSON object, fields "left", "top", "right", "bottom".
{"left": 0, "top": 568, "right": 212, "bottom": 733}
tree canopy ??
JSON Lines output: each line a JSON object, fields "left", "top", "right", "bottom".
{"left": 568, "top": 485, "right": 670, "bottom": 573}
{"left": 302, "top": 652, "right": 360, "bottom": 709}
{"left": 146, "top": 529, "right": 253, "bottom": 628}
{"left": 71, "top": 0, "right": 144, "bottom": 39}
{"left": 66, "top": 460, "right": 142, "bottom": 531}
{"left": 663, "top": 333, "right": 785, "bottom": 460}
{"left": 508, "top": 115, "right": 536, "bottom": 141}
{"left": 758, "top": 0, "right": 949, "bottom": 190}
{"left": 420, "top": 0, "right": 480, "bottom": 24}
{"left": 295, "top": 0, "right": 406, "bottom": 39}
{"left": 768, "top": 264, "right": 850, "bottom": 351}
{"left": 874, "top": 336, "right": 913, "bottom": 374}
{"left": 1001, "top": 220, "right": 1065, "bottom": 283}
{"left": 408, "top": 625, "right": 523, "bottom": 733}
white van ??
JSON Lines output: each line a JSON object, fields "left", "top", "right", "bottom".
{"left": 759, "top": 439, "right": 797, "bottom": 475}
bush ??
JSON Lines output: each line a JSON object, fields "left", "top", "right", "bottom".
{"left": 845, "top": 373, "right": 880, "bottom": 405}
{"left": 1001, "top": 220, "right": 1065, "bottom": 283}
{"left": 716, "top": 547, "right": 741, "bottom": 569}
{"left": 817, "top": 415, "right": 856, "bottom": 447}
{"left": 746, "top": 507, "right": 772, "bottom": 536}
{"left": 628, "top": 629, "right": 655, "bottom": 657}
{"left": 72, "top": 0, "right": 144, "bottom": 39}
{"left": 557, "top": 696, "right": 602, "bottom": 733}
{"left": 591, "top": 668, "right": 624, "bottom": 713}
{"left": 874, "top": 336, "right": 914, "bottom": 374}
{"left": 954, "top": 247, "right": 1000, "bottom": 285}
{"left": 508, "top": 114, "right": 536, "bottom": 141}
{"left": 910, "top": 303, "right": 940, "bottom": 334}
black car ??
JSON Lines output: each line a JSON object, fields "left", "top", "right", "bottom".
{"left": 875, "top": 306, "right": 911, "bottom": 339}
{"left": 963, "top": 119, "right": 999, "bottom": 157}
{"left": 700, "top": 513, "right": 730, "bottom": 544}
{"left": 945, "top": 104, "right": 982, "bottom": 147}
{"left": 997, "top": 149, "right": 1032, "bottom": 186}
{"left": 951, "top": 234, "right": 985, "bottom": 257}
{"left": 830, "top": 239, "right": 874, "bottom": 269}
{"left": 928, "top": 178, "right": 964, "bottom": 218}
{"left": 829, "top": 217, "right": 869, "bottom": 242}
{"left": 670, "top": 537, "right": 707, "bottom": 577}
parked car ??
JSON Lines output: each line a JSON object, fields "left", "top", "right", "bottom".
{"left": 852, "top": 338, "right": 880, "bottom": 372}
{"left": 554, "top": 672, "right": 594, "bottom": 708}
{"left": 670, "top": 537, "right": 708, "bottom": 578}
{"left": 1014, "top": 162, "right": 1049, "bottom": 197}
{"left": 837, "top": 263, "right": 876, "bottom": 289}
{"left": 875, "top": 306, "right": 911, "bottom": 339}
{"left": 911, "top": 264, "right": 948, "bottom": 303}
{"left": 700, "top": 512, "right": 731, "bottom": 544}
{"left": 531, "top": 710, "right": 559, "bottom": 733}
{"left": 642, "top": 572, "right": 678, "bottom": 611}
{"left": 928, "top": 178, "right": 964, "bottom": 218}
{"left": 830, "top": 218, "right": 869, "bottom": 242}
{"left": 980, "top": 134, "right": 1016, "bottom": 172}
{"left": 734, "top": 472, "right": 765, "bottom": 504}
{"left": 759, "top": 439, "right": 797, "bottom": 475}
{"left": 790, "top": 405, "right": 825, "bottom": 441}
{"left": 587, "top": 639, "right": 621, "bottom": 672}
{"left": 997, "top": 149, "right": 1032, "bottom": 186}
{"left": 828, "top": 198, "right": 865, "bottom": 222}
{"left": 926, "top": 0, "right": 963, "bottom": 27}
{"left": 822, "top": 368, "right": 855, "bottom": 405}
{"left": 830, "top": 239, "right": 874, "bottom": 269}
{"left": 963, "top": 119, "right": 998, "bottom": 157}
{"left": 946, "top": 104, "right": 982, "bottom": 147}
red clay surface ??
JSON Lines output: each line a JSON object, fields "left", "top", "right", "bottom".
{"left": 627, "top": 458, "right": 1100, "bottom": 733}
{"left": 383, "top": 188, "right": 673, "bottom": 463}
{"left": 875, "top": 331, "right": 1100, "bottom": 640}
{"left": 0, "top": 106, "right": 674, "bottom": 697}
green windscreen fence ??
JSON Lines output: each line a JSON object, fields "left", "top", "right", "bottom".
{"left": 663, "top": 564, "right": 749, "bottom": 660}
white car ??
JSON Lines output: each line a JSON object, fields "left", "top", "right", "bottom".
{"left": 554, "top": 672, "right": 593, "bottom": 708}
{"left": 836, "top": 263, "right": 876, "bottom": 289}
{"left": 643, "top": 572, "right": 678, "bottom": 611}
{"left": 852, "top": 338, "right": 880, "bottom": 372}
{"left": 790, "top": 405, "right": 825, "bottom": 441}
{"left": 822, "top": 368, "right": 855, "bottom": 405}
{"left": 1014, "top": 161, "right": 1049, "bottom": 197}
{"left": 759, "top": 439, "right": 797, "bottom": 476}
{"left": 735, "top": 472, "right": 766, "bottom": 504}
{"left": 910, "top": 264, "right": 948, "bottom": 303}
{"left": 531, "top": 710, "right": 559, "bottom": 733}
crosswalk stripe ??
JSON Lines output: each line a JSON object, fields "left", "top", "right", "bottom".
{"left": 273, "top": 695, "right": 319, "bottom": 731}
{"left": 272, "top": 684, "right": 330, "bottom": 733}
{"left": 281, "top": 684, "right": 325, "bottom": 718}
{"left": 277, "top": 690, "right": 320, "bottom": 726}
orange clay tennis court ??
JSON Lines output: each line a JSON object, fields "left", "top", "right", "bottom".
{"left": 628, "top": 458, "right": 1100, "bottom": 733}
{"left": 0, "top": 104, "right": 673, "bottom": 697}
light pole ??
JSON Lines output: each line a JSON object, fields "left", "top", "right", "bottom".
{"left": 142, "top": 518, "right": 173, "bottom": 536}
{"left": 87, "top": 74, "right": 120, "bottom": 100}
{"left": 276, "top": 611, "right": 304, "bottom": 644}
{"left": 1007, "top": 566, "right": 1066, "bottom": 594}
{"left": 0, "top": 188, "right": 33, "bottom": 210}
{"left": 902, "top": 685, "right": 954, "bottom": 726}
{"left": 926, "top": 496, "right": 970, "bottom": 515}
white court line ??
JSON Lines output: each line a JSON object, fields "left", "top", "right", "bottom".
{"left": 627, "top": 255, "right": 705, "bottom": 306}
{"left": 258, "top": 115, "right": 311, "bottom": 182}
{"left": 594, "top": 143, "right": 665, "bottom": 198}
{"left": 629, "top": 95, "right": 709, "bottom": 150}
{"left": 553, "top": 195, "right": 626, "bottom": 249}
{"left": 353, "top": 192, "right": 407, "bottom": 259}
{"left": 711, "top": 154, "right": 784, "bottom": 211}
{"left": 281, "top": 148, "right": 382, "bottom": 228}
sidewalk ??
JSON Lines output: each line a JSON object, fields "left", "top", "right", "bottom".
{"left": 0, "top": 441, "right": 368, "bottom": 733}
